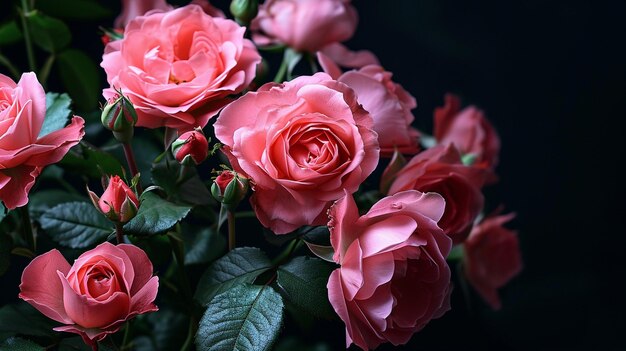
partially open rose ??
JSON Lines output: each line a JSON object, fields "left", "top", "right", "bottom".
{"left": 327, "top": 190, "right": 452, "bottom": 350}
{"left": 0, "top": 72, "right": 84, "bottom": 210}
{"left": 102, "top": 4, "right": 261, "bottom": 130}
{"left": 19, "top": 242, "right": 159, "bottom": 346}
{"left": 214, "top": 73, "right": 379, "bottom": 234}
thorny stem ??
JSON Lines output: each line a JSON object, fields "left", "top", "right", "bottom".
{"left": 19, "top": 205, "right": 35, "bottom": 252}
{"left": 19, "top": 0, "right": 36, "bottom": 72}
{"left": 115, "top": 222, "right": 124, "bottom": 244}
{"left": 122, "top": 142, "right": 143, "bottom": 194}
{"left": 227, "top": 210, "right": 236, "bottom": 251}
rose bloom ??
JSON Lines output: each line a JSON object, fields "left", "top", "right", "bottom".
{"left": 214, "top": 72, "right": 379, "bottom": 234}
{"left": 19, "top": 242, "right": 159, "bottom": 346}
{"left": 101, "top": 4, "right": 261, "bottom": 131}
{"left": 319, "top": 52, "right": 420, "bottom": 156}
{"left": 434, "top": 93, "right": 500, "bottom": 170}
{"left": 251, "top": 0, "right": 358, "bottom": 53}
{"left": 114, "top": 0, "right": 225, "bottom": 28}
{"left": 388, "top": 144, "right": 487, "bottom": 244}
{"left": 0, "top": 72, "right": 84, "bottom": 210}
{"left": 327, "top": 190, "right": 452, "bottom": 350}
{"left": 463, "top": 212, "right": 522, "bottom": 310}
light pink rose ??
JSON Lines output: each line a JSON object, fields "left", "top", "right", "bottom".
{"left": 319, "top": 54, "right": 420, "bottom": 157}
{"left": 251, "top": 0, "right": 358, "bottom": 53}
{"left": 214, "top": 73, "right": 379, "bottom": 234}
{"left": 114, "top": 0, "right": 224, "bottom": 29}
{"left": 388, "top": 144, "right": 488, "bottom": 244}
{"left": 0, "top": 72, "right": 84, "bottom": 210}
{"left": 102, "top": 4, "right": 261, "bottom": 131}
{"left": 114, "top": 0, "right": 173, "bottom": 28}
{"left": 327, "top": 190, "right": 452, "bottom": 350}
{"left": 463, "top": 212, "right": 522, "bottom": 310}
{"left": 318, "top": 43, "right": 380, "bottom": 76}
{"left": 19, "top": 242, "right": 159, "bottom": 346}
{"left": 434, "top": 93, "right": 500, "bottom": 170}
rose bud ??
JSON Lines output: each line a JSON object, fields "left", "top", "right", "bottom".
{"left": 88, "top": 175, "right": 139, "bottom": 224}
{"left": 101, "top": 93, "right": 137, "bottom": 143}
{"left": 463, "top": 212, "right": 522, "bottom": 310}
{"left": 230, "top": 0, "right": 258, "bottom": 25}
{"left": 171, "top": 128, "right": 209, "bottom": 165}
{"left": 211, "top": 170, "right": 249, "bottom": 210}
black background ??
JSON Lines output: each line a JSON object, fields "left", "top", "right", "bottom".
{"left": 2, "top": 0, "right": 625, "bottom": 350}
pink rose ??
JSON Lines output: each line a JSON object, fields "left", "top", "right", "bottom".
{"left": 463, "top": 212, "right": 522, "bottom": 310}
{"left": 0, "top": 72, "right": 84, "bottom": 210}
{"left": 114, "top": 0, "right": 172, "bottom": 28}
{"left": 102, "top": 4, "right": 261, "bottom": 131}
{"left": 319, "top": 56, "right": 420, "bottom": 157}
{"left": 327, "top": 190, "right": 452, "bottom": 350}
{"left": 19, "top": 242, "right": 159, "bottom": 346}
{"left": 251, "top": 0, "right": 358, "bottom": 53}
{"left": 114, "top": 0, "right": 224, "bottom": 29}
{"left": 434, "top": 93, "right": 500, "bottom": 170}
{"left": 318, "top": 43, "right": 380, "bottom": 72}
{"left": 214, "top": 73, "right": 379, "bottom": 234}
{"left": 388, "top": 144, "right": 487, "bottom": 244}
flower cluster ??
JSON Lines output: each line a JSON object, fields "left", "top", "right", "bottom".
{"left": 0, "top": 0, "right": 522, "bottom": 350}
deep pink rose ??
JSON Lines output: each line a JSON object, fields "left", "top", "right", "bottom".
{"left": 114, "top": 0, "right": 172, "bottom": 28}
{"left": 327, "top": 190, "right": 452, "bottom": 350}
{"left": 0, "top": 72, "right": 84, "bottom": 210}
{"left": 19, "top": 242, "right": 159, "bottom": 346}
{"left": 434, "top": 93, "right": 500, "bottom": 170}
{"left": 102, "top": 4, "right": 261, "bottom": 131}
{"left": 319, "top": 56, "right": 419, "bottom": 157}
{"left": 388, "top": 144, "right": 487, "bottom": 244}
{"left": 251, "top": 0, "right": 358, "bottom": 53}
{"left": 214, "top": 73, "right": 379, "bottom": 234}
{"left": 463, "top": 212, "right": 522, "bottom": 310}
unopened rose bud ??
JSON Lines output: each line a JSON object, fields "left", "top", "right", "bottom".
{"left": 101, "top": 93, "right": 137, "bottom": 143}
{"left": 230, "top": 0, "right": 258, "bottom": 25}
{"left": 88, "top": 175, "right": 140, "bottom": 224}
{"left": 171, "top": 128, "right": 209, "bottom": 165}
{"left": 211, "top": 170, "right": 249, "bottom": 210}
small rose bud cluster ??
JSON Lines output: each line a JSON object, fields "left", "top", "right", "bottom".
{"left": 171, "top": 128, "right": 209, "bottom": 166}
{"left": 101, "top": 92, "right": 137, "bottom": 143}
{"left": 88, "top": 175, "right": 139, "bottom": 224}
{"left": 211, "top": 170, "right": 249, "bottom": 210}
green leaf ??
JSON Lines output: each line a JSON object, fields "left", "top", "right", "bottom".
{"left": 28, "top": 190, "right": 88, "bottom": 219}
{"left": 0, "top": 234, "right": 12, "bottom": 276}
{"left": 194, "top": 247, "right": 272, "bottom": 305}
{"left": 277, "top": 256, "right": 336, "bottom": 319}
{"left": 26, "top": 12, "right": 71, "bottom": 53}
{"left": 39, "top": 92, "right": 72, "bottom": 138}
{"left": 131, "top": 308, "right": 188, "bottom": 351}
{"left": 152, "top": 159, "right": 213, "bottom": 206}
{"left": 184, "top": 227, "right": 226, "bottom": 266}
{"left": 0, "top": 21, "right": 23, "bottom": 46}
{"left": 0, "top": 337, "right": 44, "bottom": 351}
{"left": 123, "top": 192, "right": 191, "bottom": 236}
{"left": 39, "top": 202, "right": 112, "bottom": 248}
{"left": 59, "top": 143, "right": 124, "bottom": 179}
{"left": 0, "top": 302, "right": 58, "bottom": 339}
{"left": 35, "top": 0, "right": 112, "bottom": 20}
{"left": 56, "top": 49, "right": 99, "bottom": 111}
{"left": 195, "top": 284, "right": 284, "bottom": 351}
{"left": 0, "top": 202, "right": 6, "bottom": 223}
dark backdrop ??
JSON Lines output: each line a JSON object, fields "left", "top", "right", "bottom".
{"left": 2, "top": 0, "right": 625, "bottom": 350}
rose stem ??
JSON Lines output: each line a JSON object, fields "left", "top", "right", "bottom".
{"left": 115, "top": 222, "right": 124, "bottom": 244}
{"left": 18, "top": 0, "right": 36, "bottom": 72}
{"left": 227, "top": 210, "right": 236, "bottom": 251}
{"left": 273, "top": 52, "right": 288, "bottom": 83}
{"left": 122, "top": 142, "right": 143, "bottom": 194}
{"left": 19, "top": 205, "right": 35, "bottom": 252}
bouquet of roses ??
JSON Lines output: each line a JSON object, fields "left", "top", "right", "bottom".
{"left": 0, "top": 0, "right": 522, "bottom": 350}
